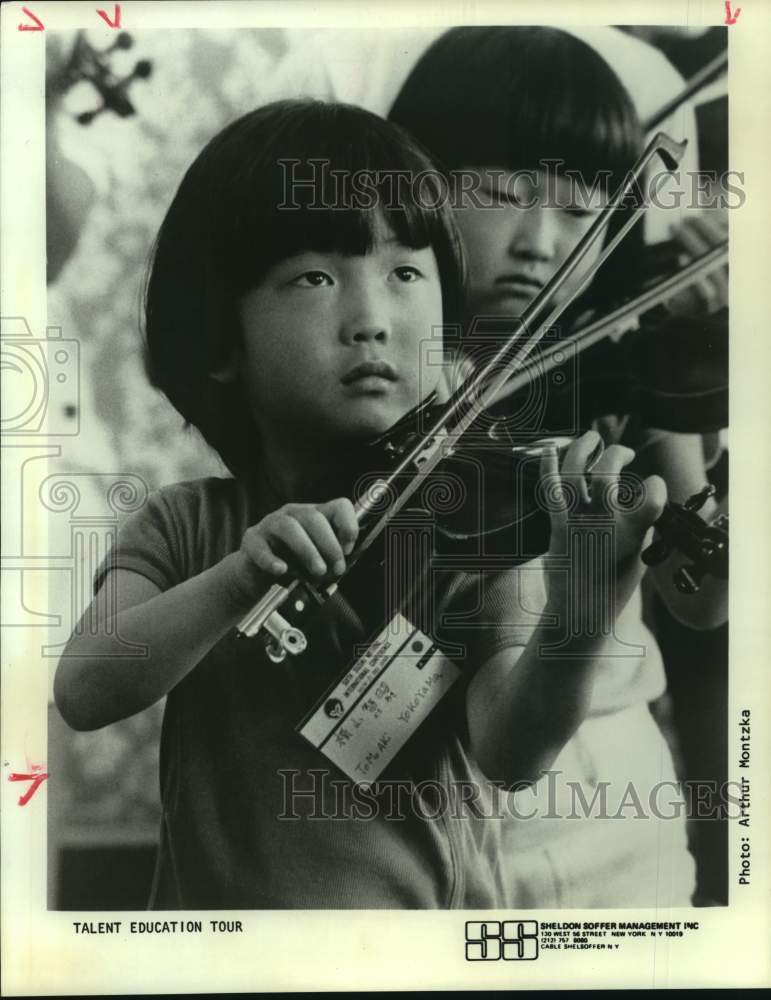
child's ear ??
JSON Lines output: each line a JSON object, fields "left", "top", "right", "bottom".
{"left": 209, "top": 352, "right": 239, "bottom": 384}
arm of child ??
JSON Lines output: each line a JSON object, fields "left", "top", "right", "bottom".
{"left": 54, "top": 557, "right": 257, "bottom": 731}
{"left": 464, "top": 432, "right": 667, "bottom": 786}
{"left": 54, "top": 498, "right": 359, "bottom": 732}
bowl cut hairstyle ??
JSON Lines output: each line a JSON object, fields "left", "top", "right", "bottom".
{"left": 388, "top": 26, "right": 646, "bottom": 310}
{"left": 144, "top": 99, "right": 466, "bottom": 478}
{"left": 389, "top": 26, "right": 642, "bottom": 187}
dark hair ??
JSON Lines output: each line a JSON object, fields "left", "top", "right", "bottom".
{"left": 144, "top": 99, "right": 465, "bottom": 478}
{"left": 390, "top": 27, "right": 641, "bottom": 185}
{"left": 389, "top": 27, "right": 644, "bottom": 308}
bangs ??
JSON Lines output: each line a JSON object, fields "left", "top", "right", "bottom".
{"left": 144, "top": 98, "right": 466, "bottom": 478}
{"left": 199, "top": 101, "right": 458, "bottom": 295}
{"left": 389, "top": 27, "right": 642, "bottom": 186}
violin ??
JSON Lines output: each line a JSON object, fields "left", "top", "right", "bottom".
{"left": 45, "top": 32, "right": 152, "bottom": 282}
{"left": 234, "top": 132, "right": 729, "bottom": 661}
{"left": 474, "top": 238, "right": 728, "bottom": 436}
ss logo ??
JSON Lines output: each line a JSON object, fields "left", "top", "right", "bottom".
{"left": 465, "top": 920, "right": 539, "bottom": 961}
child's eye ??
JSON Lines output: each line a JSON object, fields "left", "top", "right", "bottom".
{"left": 291, "top": 270, "right": 334, "bottom": 288}
{"left": 562, "top": 207, "right": 599, "bottom": 220}
{"left": 393, "top": 266, "right": 422, "bottom": 282}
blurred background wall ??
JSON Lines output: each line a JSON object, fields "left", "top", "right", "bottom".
{"left": 45, "top": 27, "right": 290, "bottom": 908}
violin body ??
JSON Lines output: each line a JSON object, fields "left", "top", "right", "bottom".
{"left": 360, "top": 390, "right": 727, "bottom": 591}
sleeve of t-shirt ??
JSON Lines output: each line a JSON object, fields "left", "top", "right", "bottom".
{"left": 92, "top": 487, "right": 188, "bottom": 597}
{"left": 436, "top": 560, "right": 548, "bottom": 671}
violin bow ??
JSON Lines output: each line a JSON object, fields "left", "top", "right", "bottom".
{"left": 236, "top": 132, "right": 687, "bottom": 652}
{"left": 643, "top": 50, "right": 728, "bottom": 133}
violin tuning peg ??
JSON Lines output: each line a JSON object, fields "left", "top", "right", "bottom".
{"left": 641, "top": 537, "right": 672, "bottom": 566}
{"left": 674, "top": 565, "right": 701, "bottom": 595}
{"left": 133, "top": 59, "right": 153, "bottom": 80}
{"left": 101, "top": 32, "right": 133, "bottom": 55}
{"left": 683, "top": 485, "right": 716, "bottom": 513}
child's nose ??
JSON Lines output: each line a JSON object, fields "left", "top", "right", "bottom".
{"left": 341, "top": 290, "right": 391, "bottom": 344}
{"left": 351, "top": 325, "right": 388, "bottom": 343}
{"left": 507, "top": 206, "right": 559, "bottom": 262}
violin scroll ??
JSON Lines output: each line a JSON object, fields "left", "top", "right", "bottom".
{"left": 51, "top": 30, "right": 153, "bottom": 125}
{"left": 641, "top": 485, "right": 728, "bottom": 593}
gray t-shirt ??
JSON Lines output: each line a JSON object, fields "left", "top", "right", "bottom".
{"left": 94, "top": 475, "right": 663, "bottom": 909}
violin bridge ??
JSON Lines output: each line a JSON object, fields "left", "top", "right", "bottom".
{"left": 411, "top": 429, "right": 454, "bottom": 470}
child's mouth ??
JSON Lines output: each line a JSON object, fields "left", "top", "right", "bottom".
{"left": 493, "top": 274, "right": 545, "bottom": 297}
{"left": 341, "top": 361, "right": 398, "bottom": 386}
{"left": 342, "top": 376, "right": 396, "bottom": 395}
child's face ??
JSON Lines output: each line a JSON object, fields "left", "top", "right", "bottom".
{"left": 453, "top": 167, "right": 606, "bottom": 325}
{"left": 237, "top": 222, "right": 444, "bottom": 446}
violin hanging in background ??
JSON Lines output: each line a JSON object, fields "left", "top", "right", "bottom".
{"left": 47, "top": 30, "right": 152, "bottom": 125}
{"left": 45, "top": 31, "right": 153, "bottom": 282}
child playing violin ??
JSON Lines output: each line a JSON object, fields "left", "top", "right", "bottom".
{"left": 55, "top": 99, "right": 679, "bottom": 909}
{"left": 389, "top": 26, "right": 730, "bottom": 904}
{"left": 390, "top": 26, "right": 727, "bottom": 627}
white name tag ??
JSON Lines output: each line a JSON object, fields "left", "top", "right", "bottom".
{"left": 298, "top": 612, "right": 462, "bottom": 783}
